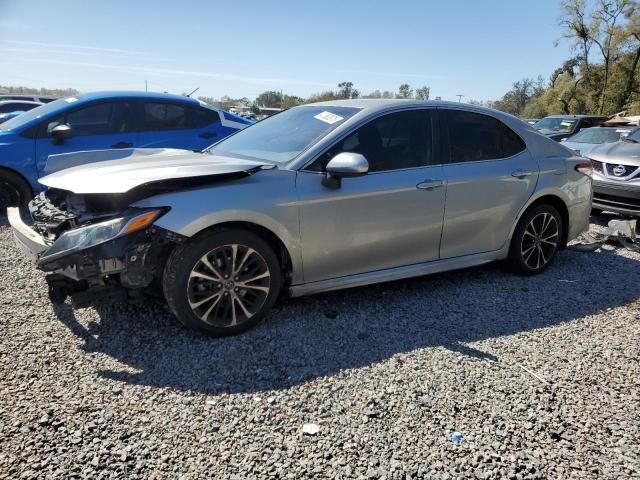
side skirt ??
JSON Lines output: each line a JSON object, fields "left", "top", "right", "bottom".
{"left": 288, "top": 249, "right": 506, "bottom": 298}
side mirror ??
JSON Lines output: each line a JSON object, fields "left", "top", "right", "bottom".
{"left": 322, "top": 152, "right": 369, "bottom": 188}
{"left": 50, "top": 124, "right": 72, "bottom": 144}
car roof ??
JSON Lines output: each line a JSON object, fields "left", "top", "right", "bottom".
{"left": 73, "top": 90, "right": 202, "bottom": 105}
{"left": 544, "top": 114, "right": 606, "bottom": 119}
{"left": 300, "top": 98, "right": 525, "bottom": 125}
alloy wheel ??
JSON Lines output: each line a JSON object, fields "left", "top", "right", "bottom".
{"left": 187, "top": 244, "right": 271, "bottom": 327}
{"left": 520, "top": 212, "right": 559, "bottom": 270}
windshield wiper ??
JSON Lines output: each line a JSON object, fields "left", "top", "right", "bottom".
{"left": 622, "top": 136, "right": 638, "bottom": 143}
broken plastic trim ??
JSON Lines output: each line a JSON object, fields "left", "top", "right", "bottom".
{"left": 38, "top": 208, "right": 168, "bottom": 264}
{"left": 568, "top": 219, "right": 639, "bottom": 252}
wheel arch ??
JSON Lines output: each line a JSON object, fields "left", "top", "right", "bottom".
{"left": 188, "top": 221, "right": 296, "bottom": 287}
{"left": 516, "top": 194, "right": 570, "bottom": 248}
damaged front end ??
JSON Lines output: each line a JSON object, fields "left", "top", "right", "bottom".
{"left": 11, "top": 189, "right": 185, "bottom": 307}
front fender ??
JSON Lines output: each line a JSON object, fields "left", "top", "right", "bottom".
{"left": 132, "top": 169, "right": 304, "bottom": 284}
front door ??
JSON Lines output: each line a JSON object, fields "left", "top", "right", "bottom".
{"left": 296, "top": 109, "right": 447, "bottom": 284}
{"left": 438, "top": 108, "right": 539, "bottom": 259}
{"left": 35, "top": 100, "right": 137, "bottom": 175}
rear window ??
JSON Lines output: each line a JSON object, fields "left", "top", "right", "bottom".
{"left": 192, "top": 108, "right": 220, "bottom": 128}
{"left": 445, "top": 110, "right": 525, "bottom": 162}
{"left": 144, "top": 102, "right": 187, "bottom": 130}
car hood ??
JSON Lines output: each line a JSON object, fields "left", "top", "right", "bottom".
{"left": 561, "top": 141, "right": 599, "bottom": 156}
{"left": 586, "top": 141, "right": 640, "bottom": 166}
{"left": 39, "top": 148, "right": 272, "bottom": 194}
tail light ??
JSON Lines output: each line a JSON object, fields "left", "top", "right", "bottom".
{"left": 575, "top": 162, "right": 593, "bottom": 177}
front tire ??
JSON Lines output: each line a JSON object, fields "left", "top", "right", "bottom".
{"left": 163, "top": 229, "right": 281, "bottom": 336}
{"left": 0, "top": 171, "right": 32, "bottom": 210}
{"left": 508, "top": 204, "right": 564, "bottom": 276}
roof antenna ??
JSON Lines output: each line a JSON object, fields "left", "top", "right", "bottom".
{"left": 186, "top": 87, "right": 200, "bottom": 97}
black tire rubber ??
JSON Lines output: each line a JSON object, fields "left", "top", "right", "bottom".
{"left": 591, "top": 208, "right": 603, "bottom": 217}
{"left": 162, "top": 228, "right": 281, "bottom": 336}
{"left": 507, "top": 203, "right": 564, "bottom": 276}
{"left": 0, "top": 170, "right": 32, "bottom": 210}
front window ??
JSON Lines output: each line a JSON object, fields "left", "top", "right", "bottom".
{"left": 567, "top": 127, "right": 629, "bottom": 144}
{"left": 47, "top": 102, "right": 133, "bottom": 136}
{"left": 209, "top": 106, "right": 360, "bottom": 164}
{"left": 533, "top": 117, "right": 577, "bottom": 134}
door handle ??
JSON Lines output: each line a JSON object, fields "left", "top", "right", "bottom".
{"left": 416, "top": 179, "right": 444, "bottom": 191}
{"left": 199, "top": 132, "right": 217, "bottom": 139}
{"left": 112, "top": 141, "right": 133, "bottom": 149}
{"left": 511, "top": 169, "right": 533, "bottom": 178}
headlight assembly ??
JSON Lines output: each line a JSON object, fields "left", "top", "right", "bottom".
{"left": 40, "top": 209, "right": 165, "bottom": 263}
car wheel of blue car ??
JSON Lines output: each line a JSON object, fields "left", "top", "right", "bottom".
{"left": 0, "top": 171, "right": 32, "bottom": 210}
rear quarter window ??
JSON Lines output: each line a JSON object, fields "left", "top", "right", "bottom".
{"left": 445, "top": 110, "right": 525, "bottom": 162}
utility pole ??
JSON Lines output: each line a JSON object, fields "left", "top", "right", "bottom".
{"left": 456, "top": 94, "right": 464, "bottom": 103}
{"left": 145, "top": 80, "right": 148, "bottom": 92}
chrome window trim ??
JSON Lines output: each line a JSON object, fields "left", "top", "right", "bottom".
{"left": 298, "top": 105, "right": 438, "bottom": 173}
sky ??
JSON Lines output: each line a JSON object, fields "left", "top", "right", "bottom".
{"left": 0, "top": 0, "right": 573, "bottom": 102}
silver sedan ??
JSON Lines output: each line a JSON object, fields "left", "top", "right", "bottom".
{"left": 9, "top": 100, "right": 592, "bottom": 336}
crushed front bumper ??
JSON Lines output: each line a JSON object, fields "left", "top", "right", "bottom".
{"left": 592, "top": 181, "right": 640, "bottom": 216}
{"left": 7, "top": 207, "right": 49, "bottom": 263}
{"left": 8, "top": 206, "right": 183, "bottom": 305}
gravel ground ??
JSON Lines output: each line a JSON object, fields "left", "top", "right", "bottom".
{"left": 1, "top": 214, "right": 639, "bottom": 480}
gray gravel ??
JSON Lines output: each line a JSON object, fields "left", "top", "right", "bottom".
{"left": 1, "top": 214, "right": 639, "bottom": 479}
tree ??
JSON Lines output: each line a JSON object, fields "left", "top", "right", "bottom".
{"left": 254, "top": 90, "right": 283, "bottom": 108}
{"left": 492, "top": 77, "right": 546, "bottom": 116}
{"left": 282, "top": 94, "right": 304, "bottom": 108}
{"left": 337, "top": 81, "right": 360, "bottom": 99}
{"left": 415, "top": 86, "right": 430, "bottom": 100}
{"left": 363, "top": 90, "right": 383, "bottom": 98}
{"left": 559, "top": 0, "right": 638, "bottom": 113}
{"left": 397, "top": 84, "right": 413, "bottom": 99}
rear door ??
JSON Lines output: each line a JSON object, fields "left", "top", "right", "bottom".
{"left": 137, "top": 101, "right": 223, "bottom": 150}
{"left": 438, "top": 108, "right": 538, "bottom": 258}
{"left": 34, "top": 100, "right": 137, "bottom": 176}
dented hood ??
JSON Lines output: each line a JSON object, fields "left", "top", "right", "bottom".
{"left": 39, "top": 149, "right": 271, "bottom": 194}
{"left": 586, "top": 140, "right": 640, "bottom": 166}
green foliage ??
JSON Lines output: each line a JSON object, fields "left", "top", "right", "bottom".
{"left": 397, "top": 84, "right": 413, "bottom": 99}
{"left": 494, "top": 0, "right": 640, "bottom": 118}
{"left": 415, "top": 86, "right": 430, "bottom": 100}
{"left": 337, "top": 81, "right": 360, "bottom": 99}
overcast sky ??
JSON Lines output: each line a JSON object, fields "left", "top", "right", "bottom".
{"left": 0, "top": 0, "right": 573, "bottom": 101}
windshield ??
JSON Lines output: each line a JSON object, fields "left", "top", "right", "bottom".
{"left": 533, "top": 117, "right": 577, "bottom": 134}
{"left": 0, "top": 97, "right": 72, "bottom": 131}
{"left": 567, "top": 127, "right": 629, "bottom": 144}
{"left": 209, "top": 105, "right": 360, "bottom": 164}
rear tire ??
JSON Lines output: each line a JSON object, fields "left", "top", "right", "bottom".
{"left": 0, "top": 171, "right": 32, "bottom": 210}
{"left": 508, "top": 204, "right": 564, "bottom": 276}
{"left": 162, "top": 228, "right": 281, "bottom": 336}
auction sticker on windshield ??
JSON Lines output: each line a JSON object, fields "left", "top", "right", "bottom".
{"left": 314, "top": 111, "right": 344, "bottom": 124}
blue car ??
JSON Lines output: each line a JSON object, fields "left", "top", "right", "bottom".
{"left": 0, "top": 91, "right": 252, "bottom": 208}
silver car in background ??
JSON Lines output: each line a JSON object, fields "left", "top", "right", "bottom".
{"left": 9, "top": 100, "right": 592, "bottom": 336}
{"left": 587, "top": 128, "right": 640, "bottom": 216}
{"left": 562, "top": 126, "right": 637, "bottom": 157}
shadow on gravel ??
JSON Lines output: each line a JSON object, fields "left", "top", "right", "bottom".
{"left": 49, "top": 242, "right": 640, "bottom": 395}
